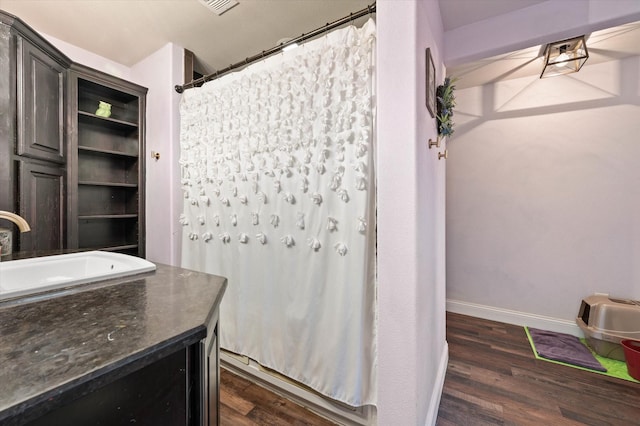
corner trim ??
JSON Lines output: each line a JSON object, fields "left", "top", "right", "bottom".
{"left": 424, "top": 341, "right": 448, "bottom": 426}
{"left": 446, "top": 299, "right": 582, "bottom": 337}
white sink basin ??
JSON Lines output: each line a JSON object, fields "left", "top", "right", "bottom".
{"left": 0, "top": 251, "right": 156, "bottom": 301}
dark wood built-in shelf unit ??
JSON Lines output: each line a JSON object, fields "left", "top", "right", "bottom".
{"left": 67, "top": 64, "right": 147, "bottom": 257}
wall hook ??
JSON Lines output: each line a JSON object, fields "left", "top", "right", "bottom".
{"left": 438, "top": 149, "right": 448, "bottom": 160}
{"left": 428, "top": 136, "right": 440, "bottom": 149}
{"left": 151, "top": 151, "right": 160, "bottom": 160}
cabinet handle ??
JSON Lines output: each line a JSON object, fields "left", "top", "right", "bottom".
{"left": 438, "top": 149, "right": 448, "bottom": 160}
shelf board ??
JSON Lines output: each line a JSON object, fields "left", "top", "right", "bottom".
{"left": 78, "top": 110, "right": 139, "bottom": 129}
{"left": 79, "top": 244, "right": 139, "bottom": 252}
{"left": 78, "top": 214, "right": 138, "bottom": 220}
{"left": 78, "top": 181, "right": 138, "bottom": 188}
{"left": 78, "top": 145, "right": 139, "bottom": 158}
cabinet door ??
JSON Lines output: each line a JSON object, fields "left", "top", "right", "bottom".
{"left": 19, "top": 161, "right": 65, "bottom": 251}
{"left": 17, "top": 38, "right": 66, "bottom": 163}
{"left": 25, "top": 348, "right": 189, "bottom": 426}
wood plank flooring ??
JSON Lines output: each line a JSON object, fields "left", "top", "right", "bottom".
{"left": 220, "top": 368, "right": 336, "bottom": 425}
{"left": 437, "top": 312, "right": 640, "bottom": 425}
{"left": 220, "top": 312, "right": 640, "bottom": 425}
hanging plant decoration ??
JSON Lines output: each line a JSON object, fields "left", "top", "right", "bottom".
{"left": 436, "top": 77, "right": 457, "bottom": 137}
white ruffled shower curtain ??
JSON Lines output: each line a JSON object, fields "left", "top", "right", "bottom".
{"left": 179, "top": 20, "right": 376, "bottom": 407}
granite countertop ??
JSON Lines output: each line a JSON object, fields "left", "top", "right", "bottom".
{"left": 0, "top": 262, "right": 227, "bottom": 424}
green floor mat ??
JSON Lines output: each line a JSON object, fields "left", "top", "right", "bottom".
{"left": 524, "top": 326, "right": 638, "bottom": 383}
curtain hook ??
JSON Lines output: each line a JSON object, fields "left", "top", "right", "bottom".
{"left": 350, "top": 12, "right": 354, "bottom": 25}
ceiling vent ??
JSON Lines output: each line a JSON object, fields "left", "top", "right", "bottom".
{"left": 198, "top": 0, "right": 239, "bottom": 16}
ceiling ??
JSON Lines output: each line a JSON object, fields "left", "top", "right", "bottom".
{"left": 438, "top": 0, "right": 546, "bottom": 31}
{"left": 0, "top": 0, "right": 374, "bottom": 74}
{"left": 0, "top": 0, "right": 545, "bottom": 75}
{"left": 0, "top": 0, "right": 637, "bottom": 87}
{"left": 449, "top": 20, "right": 640, "bottom": 89}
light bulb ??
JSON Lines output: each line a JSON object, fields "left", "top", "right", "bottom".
{"left": 555, "top": 52, "right": 570, "bottom": 68}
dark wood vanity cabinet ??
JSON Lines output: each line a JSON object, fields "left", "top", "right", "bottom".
{"left": 0, "top": 11, "right": 70, "bottom": 252}
{"left": 25, "top": 342, "right": 215, "bottom": 426}
{"left": 0, "top": 263, "right": 226, "bottom": 426}
{"left": 24, "top": 321, "right": 220, "bottom": 426}
{"left": 206, "top": 325, "right": 221, "bottom": 425}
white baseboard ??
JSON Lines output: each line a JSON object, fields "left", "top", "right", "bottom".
{"left": 425, "top": 342, "right": 448, "bottom": 426}
{"left": 221, "top": 352, "right": 376, "bottom": 425}
{"left": 446, "top": 299, "right": 582, "bottom": 337}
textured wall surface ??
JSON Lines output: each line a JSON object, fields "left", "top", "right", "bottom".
{"left": 448, "top": 56, "right": 640, "bottom": 320}
{"left": 377, "top": 0, "right": 447, "bottom": 424}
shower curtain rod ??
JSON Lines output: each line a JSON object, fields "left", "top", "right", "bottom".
{"left": 174, "top": 2, "right": 376, "bottom": 93}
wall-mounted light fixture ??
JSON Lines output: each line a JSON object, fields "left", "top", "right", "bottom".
{"left": 540, "top": 35, "right": 589, "bottom": 78}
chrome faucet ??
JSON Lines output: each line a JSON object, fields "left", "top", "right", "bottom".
{"left": 0, "top": 211, "right": 30, "bottom": 258}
